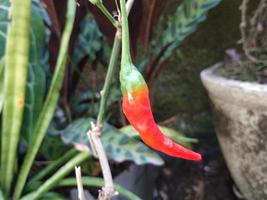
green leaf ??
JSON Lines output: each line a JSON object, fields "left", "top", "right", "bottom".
{"left": 0, "top": 0, "right": 32, "bottom": 193}
{"left": 0, "top": 1, "right": 8, "bottom": 115}
{"left": 60, "top": 118, "right": 164, "bottom": 166}
{"left": 22, "top": 2, "right": 47, "bottom": 143}
{"left": 153, "top": 0, "right": 221, "bottom": 65}
{"left": 120, "top": 125, "right": 198, "bottom": 149}
{"left": 39, "top": 135, "right": 71, "bottom": 161}
{"left": 23, "top": 63, "right": 46, "bottom": 143}
{"left": 14, "top": 0, "right": 77, "bottom": 198}
{"left": 0, "top": 58, "right": 4, "bottom": 113}
{"left": 59, "top": 177, "right": 142, "bottom": 200}
{"left": 0, "top": 2, "right": 8, "bottom": 57}
{"left": 72, "top": 18, "right": 102, "bottom": 67}
{"left": 20, "top": 191, "right": 67, "bottom": 200}
{"left": 0, "top": 189, "right": 5, "bottom": 200}
{"left": 0, "top": 0, "right": 47, "bottom": 143}
{"left": 29, "top": 152, "right": 89, "bottom": 200}
{"left": 71, "top": 15, "right": 111, "bottom": 72}
{"left": 39, "top": 192, "right": 67, "bottom": 200}
{"left": 71, "top": 90, "right": 99, "bottom": 116}
{"left": 71, "top": 84, "right": 121, "bottom": 117}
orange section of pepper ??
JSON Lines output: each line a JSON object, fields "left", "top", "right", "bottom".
{"left": 122, "top": 85, "right": 202, "bottom": 161}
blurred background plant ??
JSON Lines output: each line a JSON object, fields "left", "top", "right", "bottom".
{"left": 239, "top": 0, "right": 267, "bottom": 64}
{"left": 217, "top": 0, "right": 267, "bottom": 83}
{"left": 0, "top": 0, "right": 221, "bottom": 199}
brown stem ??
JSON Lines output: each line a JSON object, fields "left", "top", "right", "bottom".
{"left": 239, "top": 0, "right": 262, "bottom": 63}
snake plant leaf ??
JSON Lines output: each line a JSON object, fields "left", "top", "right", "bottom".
{"left": 14, "top": 1, "right": 77, "bottom": 198}
{"left": 153, "top": 0, "right": 221, "bottom": 66}
{"left": 60, "top": 118, "right": 164, "bottom": 166}
{"left": 20, "top": 192, "right": 67, "bottom": 200}
{"left": 120, "top": 125, "right": 198, "bottom": 149}
{"left": 0, "top": 0, "right": 47, "bottom": 143}
{"left": 0, "top": 189, "right": 4, "bottom": 200}
{"left": 0, "top": 0, "right": 32, "bottom": 193}
{"left": 0, "top": 59, "right": 4, "bottom": 113}
{"left": 39, "top": 192, "right": 67, "bottom": 200}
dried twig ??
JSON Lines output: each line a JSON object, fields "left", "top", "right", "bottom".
{"left": 239, "top": 0, "right": 266, "bottom": 63}
{"left": 75, "top": 166, "right": 86, "bottom": 200}
{"left": 87, "top": 124, "right": 116, "bottom": 200}
{"left": 239, "top": 0, "right": 256, "bottom": 62}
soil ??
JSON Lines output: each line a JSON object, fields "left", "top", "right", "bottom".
{"left": 216, "top": 61, "right": 267, "bottom": 84}
{"left": 154, "top": 138, "right": 240, "bottom": 200}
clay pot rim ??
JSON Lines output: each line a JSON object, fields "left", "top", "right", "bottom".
{"left": 200, "top": 62, "right": 267, "bottom": 93}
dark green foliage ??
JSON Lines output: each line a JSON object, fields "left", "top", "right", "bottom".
{"left": 72, "top": 18, "right": 102, "bottom": 67}
{"left": 71, "top": 17, "right": 111, "bottom": 70}
{"left": 152, "top": 0, "right": 221, "bottom": 66}
{"left": 120, "top": 125, "right": 197, "bottom": 148}
{"left": 23, "top": 2, "right": 48, "bottom": 143}
{"left": 60, "top": 118, "right": 164, "bottom": 165}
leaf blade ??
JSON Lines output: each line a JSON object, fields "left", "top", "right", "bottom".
{"left": 60, "top": 118, "right": 164, "bottom": 166}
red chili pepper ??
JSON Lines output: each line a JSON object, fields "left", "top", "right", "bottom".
{"left": 122, "top": 78, "right": 201, "bottom": 161}
{"left": 119, "top": 0, "right": 201, "bottom": 161}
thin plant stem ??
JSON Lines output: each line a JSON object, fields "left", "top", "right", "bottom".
{"left": 75, "top": 166, "right": 86, "bottom": 200}
{"left": 239, "top": 0, "right": 249, "bottom": 54}
{"left": 59, "top": 177, "right": 142, "bottom": 200}
{"left": 96, "top": 34, "right": 121, "bottom": 126}
{"left": 28, "top": 149, "right": 78, "bottom": 184}
{"left": 13, "top": 1, "right": 77, "bottom": 199}
{"left": 87, "top": 1, "right": 134, "bottom": 199}
{"left": 20, "top": 152, "right": 90, "bottom": 200}
{"left": 88, "top": 0, "right": 117, "bottom": 28}
{"left": 33, "top": 153, "right": 89, "bottom": 199}
{"left": 87, "top": 31, "right": 121, "bottom": 200}
{"left": 239, "top": 0, "right": 261, "bottom": 63}
{"left": 96, "top": 2, "right": 117, "bottom": 28}
{"left": 120, "top": 0, "right": 132, "bottom": 65}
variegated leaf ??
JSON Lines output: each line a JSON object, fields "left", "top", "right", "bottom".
{"left": 60, "top": 118, "right": 164, "bottom": 166}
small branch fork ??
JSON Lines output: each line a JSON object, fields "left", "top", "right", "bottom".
{"left": 84, "top": 0, "right": 135, "bottom": 199}
{"left": 87, "top": 123, "right": 117, "bottom": 200}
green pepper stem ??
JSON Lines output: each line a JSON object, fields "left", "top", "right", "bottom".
{"left": 96, "top": 2, "right": 117, "bottom": 28}
{"left": 120, "top": 0, "right": 132, "bottom": 65}
{"left": 97, "top": 33, "right": 121, "bottom": 126}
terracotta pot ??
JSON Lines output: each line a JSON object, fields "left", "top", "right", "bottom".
{"left": 201, "top": 63, "right": 267, "bottom": 200}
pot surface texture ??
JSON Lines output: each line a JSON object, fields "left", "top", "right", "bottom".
{"left": 201, "top": 63, "right": 267, "bottom": 200}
